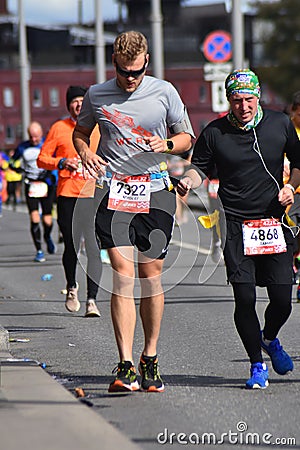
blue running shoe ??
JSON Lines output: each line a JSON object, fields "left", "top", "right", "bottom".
{"left": 261, "top": 331, "right": 294, "bottom": 375}
{"left": 246, "top": 362, "right": 269, "bottom": 389}
{"left": 46, "top": 237, "right": 56, "bottom": 254}
{"left": 34, "top": 250, "right": 45, "bottom": 262}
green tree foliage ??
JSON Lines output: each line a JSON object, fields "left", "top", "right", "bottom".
{"left": 251, "top": 0, "right": 300, "bottom": 103}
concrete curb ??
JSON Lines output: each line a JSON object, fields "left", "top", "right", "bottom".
{"left": 0, "top": 321, "right": 139, "bottom": 449}
{"left": 0, "top": 322, "right": 141, "bottom": 450}
{"left": 0, "top": 363, "right": 141, "bottom": 450}
{"left": 0, "top": 325, "right": 9, "bottom": 352}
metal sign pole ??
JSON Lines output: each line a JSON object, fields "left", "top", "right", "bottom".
{"left": 150, "top": 0, "right": 164, "bottom": 80}
{"left": 231, "top": 0, "right": 244, "bottom": 70}
{"left": 18, "top": 0, "right": 31, "bottom": 140}
{"left": 95, "top": 0, "right": 106, "bottom": 83}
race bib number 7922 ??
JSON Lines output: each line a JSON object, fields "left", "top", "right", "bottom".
{"left": 108, "top": 173, "right": 151, "bottom": 213}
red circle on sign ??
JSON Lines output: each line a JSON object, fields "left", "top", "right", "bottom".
{"left": 203, "top": 30, "right": 232, "bottom": 63}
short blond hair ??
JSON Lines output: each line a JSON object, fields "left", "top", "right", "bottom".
{"left": 113, "top": 31, "right": 148, "bottom": 62}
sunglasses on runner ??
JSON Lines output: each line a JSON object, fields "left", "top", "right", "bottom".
{"left": 115, "top": 58, "right": 147, "bottom": 79}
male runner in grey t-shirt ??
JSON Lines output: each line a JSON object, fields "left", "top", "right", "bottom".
{"left": 73, "top": 30, "right": 194, "bottom": 393}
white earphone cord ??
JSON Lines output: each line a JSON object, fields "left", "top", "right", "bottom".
{"left": 252, "top": 129, "right": 299, "bottom": 238}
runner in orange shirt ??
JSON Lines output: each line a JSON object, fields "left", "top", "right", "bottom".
{"left": 37, "top": 86, "right": 102, "bottom": 317}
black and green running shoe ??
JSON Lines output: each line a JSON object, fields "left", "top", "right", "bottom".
{"left": 108, "top": 360, "right": 139, "bottom": 392}
{"left": 138, "top": 355, "right": 165, "bottom": 392}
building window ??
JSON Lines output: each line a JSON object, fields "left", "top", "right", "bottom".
{"left": 5, "top": 124, "right": 15, "bottom": 144}
{"left": 33, "top": 88, "right": 42, "bottom": 107}
{"left": 199, "top": 85, "right": 207, "bottom": 103}
{"left": 49, "top": 87, "right": 59, "bottom": 107}
{"left": 16, "top": 123, "right": 23, "bottom": 139}
{"left": 3, "top": 87, "right": 14, "bottom": 107}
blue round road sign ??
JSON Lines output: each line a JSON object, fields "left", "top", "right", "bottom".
{"left": 203, "top": 30, "right": 232, "bottom": 63}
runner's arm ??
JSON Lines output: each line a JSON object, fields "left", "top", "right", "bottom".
{"left": 145, "top": 132, "right": 192, "bottom": 155}
{"left": 279, "top": 167, "right": 300, "bottom": 206}
{"left": 37, "top": 126, "right": 60, "bottom": 171}
{"left": 73, "top": 124, "right": 107, "bottom": 178}
{"left": 177, "top": 168, "right": 202, "bottom": 197}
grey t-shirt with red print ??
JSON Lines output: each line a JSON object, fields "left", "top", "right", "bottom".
{"left": 77, "top": 75, "right": 194, "bottom": 191}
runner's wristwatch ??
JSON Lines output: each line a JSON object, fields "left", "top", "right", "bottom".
{"left": 285, "top": 183, "right": 295, "bottom": 193}
{"left": 58, "top": 158, "right": 67, "bottom": 170}
{"left": 165, "top": 139, "right": 174, "bottom": 153}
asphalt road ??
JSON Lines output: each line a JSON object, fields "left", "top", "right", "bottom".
{"left": 0, "top": 197, "right": 300, "bottom": 450}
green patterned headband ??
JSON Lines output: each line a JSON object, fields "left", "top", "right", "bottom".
{"left": 225, "top": 69, "right": 261, "bottom": 99}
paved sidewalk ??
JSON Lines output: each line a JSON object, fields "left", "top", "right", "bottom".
{"left": 0, "top": 325, "right": 140, "bottom": 450}
{"left": 0, "top": 201, "right": 141, "bottom": 450}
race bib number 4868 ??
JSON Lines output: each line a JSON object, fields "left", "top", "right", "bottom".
{"left": 242, "top": 218, "right": 287, "bottom": 255}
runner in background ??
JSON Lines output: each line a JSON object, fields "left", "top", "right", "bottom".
{"left": 37, "top": 86, "right": 102, "bottom": 318}
{"left": 13, "top": 122, "right": 56, "bottom": 263}
{"left": 2, "top": 149, "right": 23, "bottom": 210}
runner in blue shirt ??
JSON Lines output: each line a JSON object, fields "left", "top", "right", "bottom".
{"left": 14, "top": 121, "right": 56, "bottom": 262}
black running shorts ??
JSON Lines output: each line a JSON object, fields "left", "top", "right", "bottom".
{"left": 95, "top": 188, "right": 176, "bottom": 259}
{"left": 24, "top": 183, "right": 55, "bottom": 215}
{"left": 223, "top": 218, "right": 294, "bottom": 286}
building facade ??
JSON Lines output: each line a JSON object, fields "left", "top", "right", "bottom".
{"left": 0, "top": 0, "right": 285, "bottom": 150}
